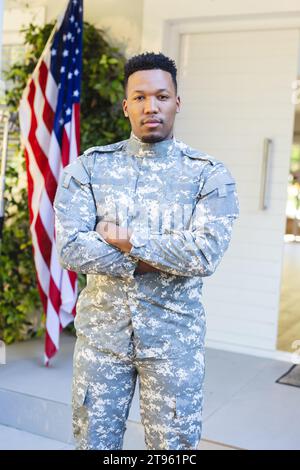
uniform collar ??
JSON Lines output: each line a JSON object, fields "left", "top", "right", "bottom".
{"left": 124, "top": 131, "right": 176, "bottom": 158}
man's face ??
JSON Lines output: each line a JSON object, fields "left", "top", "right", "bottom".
{"left": 122, "top": 69, "right": 181, "bottom": 143}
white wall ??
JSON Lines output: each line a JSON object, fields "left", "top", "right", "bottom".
{"left": 45, "top": 0, "right": 144, "bottom": 57}
{"left": 142, "top": 0, "right": 300, "bottom": 51}
{"left": 3, "top": 5, "right": 45, "bottom": 44}
{"left": 4, "top": 0, "right": 144, "bottom": 56}
{"left": 141, "top": 1, "right": 300, "bottom": 357}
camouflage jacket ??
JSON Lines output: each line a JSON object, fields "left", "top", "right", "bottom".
{"left": 54, "top": 132, "right": 239, "bottom": 359}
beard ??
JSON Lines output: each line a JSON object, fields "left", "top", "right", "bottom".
{"left": 140, "top": 133, "right": 166, "bottom": 144}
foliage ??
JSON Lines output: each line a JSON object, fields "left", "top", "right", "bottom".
{"left": 1, "top": 20, "right": 130, "bottom": 343}
{"left": 0, "top": 164, "right": 43, "bottom": 343}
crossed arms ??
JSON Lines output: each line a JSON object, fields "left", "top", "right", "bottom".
{"left": 95, "top": 220, "right": 159, "bottom": 275}
{"left": 53, "top": 157, "right": 239, "bottom": 279}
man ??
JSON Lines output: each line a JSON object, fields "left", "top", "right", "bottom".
{"left": 54, "top": 52, "right": 239, "bottom": 450}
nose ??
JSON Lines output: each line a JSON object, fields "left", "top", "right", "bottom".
{"left": 143, "top": 96, "right": 159, "bottom": 114}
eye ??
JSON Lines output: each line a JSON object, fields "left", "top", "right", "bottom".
{"left": 158, "top": 95, "right": 169, "bottom": 100}
{"left": 135, "top": 96, "right": 144, "bottom": 100}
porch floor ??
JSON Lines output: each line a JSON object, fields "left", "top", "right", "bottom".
{"left": 0, "top": 333, "right": 299, "bottom": 450}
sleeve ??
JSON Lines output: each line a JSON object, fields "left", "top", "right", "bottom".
{"left": 53, "top": 157, "right": 139, "bottom": 279}
{"left": 128, "top": 162, "right": 239, "bottom": 277}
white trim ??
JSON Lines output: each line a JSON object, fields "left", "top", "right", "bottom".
{"left": 163, "top": 11, "right": 300, "bottom": 63}
{"left": 206, "top": 339, "right": 298, "bottom": 363}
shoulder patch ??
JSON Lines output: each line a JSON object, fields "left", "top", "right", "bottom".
{"left": 63, "top": 159, "right": 90, "bottom": 188}
{"left": 201, "top": 171, "right": 236, "bottom": 197}
{"left": 83, "top": 140, "right": 126, "bottom": 156}
{"left": 182, "top": 146, "right": 218, "bottom": 166}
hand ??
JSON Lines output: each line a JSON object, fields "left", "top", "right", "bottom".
{"left": 96, "top": 221, "right": 133, "bottom": 253}
{"left": 135, "top": 260, "right": 161, "bottom": 274}
{"left": 96, "top": 221, "right": 161, "bottom": 273}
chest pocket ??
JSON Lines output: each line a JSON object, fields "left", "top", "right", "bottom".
{"left": 160, "top": 160, "right": 200, "bottom": 204}
{"left": 92, "top": 178, "right": 136, "bottom": 227}
{"left": 160, "top": 177, "right": 198, "bottom": 233}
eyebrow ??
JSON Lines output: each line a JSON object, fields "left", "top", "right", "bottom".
{"left": 131, "top": 88, "right": 170, "bottom": 94}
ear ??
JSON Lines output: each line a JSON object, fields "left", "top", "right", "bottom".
{"left": 176, "top": 95, "right": 181, "bottom": 113}
{"left": 122, "top": 98, "right": 128, "bottom": 117}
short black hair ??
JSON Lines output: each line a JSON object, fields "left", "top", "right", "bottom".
{"left": 124, "top": 52, "right": 178, "bottom": 96}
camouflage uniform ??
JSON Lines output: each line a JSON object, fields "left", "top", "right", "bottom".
{"left": 54, "top": 131, "right": 239, "bottom": 450}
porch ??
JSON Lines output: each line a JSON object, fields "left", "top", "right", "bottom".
{"left": 0, "top": 333, "right": 298, "bottom": 450}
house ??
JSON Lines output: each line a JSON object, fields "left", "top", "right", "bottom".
{"left": 0, "top": 0, "right": 300, "bottom": 450}
{"left": 2, "top": 0, "right": 300, "bottom": 361}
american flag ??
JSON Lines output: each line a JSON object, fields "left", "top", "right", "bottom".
{"left": 19, "top": 0, "right": 83, "bottom": 365}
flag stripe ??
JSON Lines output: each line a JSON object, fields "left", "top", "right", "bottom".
{"left": 19, "top": 0, "right": 83, "bottom": 364}
{"left": 27, "top": 80, "right": 58, "bottom": 204}
{"left": 39, "top": 61, "right": 55, "bottom": 134}
{"left": 24, "top": 148, "right": 34, "bottom": 224}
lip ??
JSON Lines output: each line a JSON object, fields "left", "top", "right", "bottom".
{"left": 143, "top": 121, "right": 161, "bottom": 128}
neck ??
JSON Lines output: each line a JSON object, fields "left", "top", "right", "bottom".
{"left": 124, "top": 131, "right": 176, "bottom": 158}
{"left": 132, "top": 131, "right": 173, "bottom": 144}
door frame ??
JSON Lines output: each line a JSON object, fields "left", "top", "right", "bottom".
{"left": 162, "top": 13, "right": 300, "bottom": 363}
{"left": 163, "top": 12, "right": 300, "bottom": 65}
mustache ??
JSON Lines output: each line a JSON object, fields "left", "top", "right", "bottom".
{"left": 141, "top": 118, "right": 163, "bottom": 124}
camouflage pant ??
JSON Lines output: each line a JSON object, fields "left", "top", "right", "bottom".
{"left": 72, "top": 336, "right": 205, "bottom": 450}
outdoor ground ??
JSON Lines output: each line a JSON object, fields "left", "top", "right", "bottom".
{"left": 0, "top": 333, "right": 299, "bottom": 450}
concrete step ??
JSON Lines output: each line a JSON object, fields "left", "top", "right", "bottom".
{"left": 0, "top": 386, "right": 143, "bottom": 447}
{"left": 0, "top": 333, "right": 143, "bottom": 447}
{"left": 0, "top": 423, "right": 235, "bottom": 450}
{"left": 0, "top": 334, "right": 75, "bottom": 444}
{"left": 0, "top": 421, "right": 146, "bottom": 450}
{"left": 0, "top": 386, "right": 74, "bottom": 443}
{"left": 0, "top": 424, "right": 74, "bottom": 450}
{"left": 2, "top": 333, "right": 298, "bottom": 450}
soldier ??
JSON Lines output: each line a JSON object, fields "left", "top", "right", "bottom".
{"left": 54, "top": 52, "right": 239, "bottom": 450}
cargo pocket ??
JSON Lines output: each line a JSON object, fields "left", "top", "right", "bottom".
{"left": 73, "top": 381, "right": 89, "bottom": 407}
{"left": 173, "top": 387, "right": 203, "bottom": 424}
{"left": 174, "top": 394, "right": 193, "bottom": 419}
{"left": 72, "top": 381, "right": 90, "bottom": 446}
{"left": 173, "top": 390, "right": 203, "bottom": 448}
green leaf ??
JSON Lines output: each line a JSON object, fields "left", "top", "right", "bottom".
{"left": 1, "top": 19, "right": 129, "bottom": 345}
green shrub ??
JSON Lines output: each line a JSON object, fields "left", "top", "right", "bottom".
{"left": 0, "top": 21, "right": 130, "bottom": 343}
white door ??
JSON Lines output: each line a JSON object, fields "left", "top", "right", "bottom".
{"left": 175, "top": 28, "right": 299, "bottom": 354}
